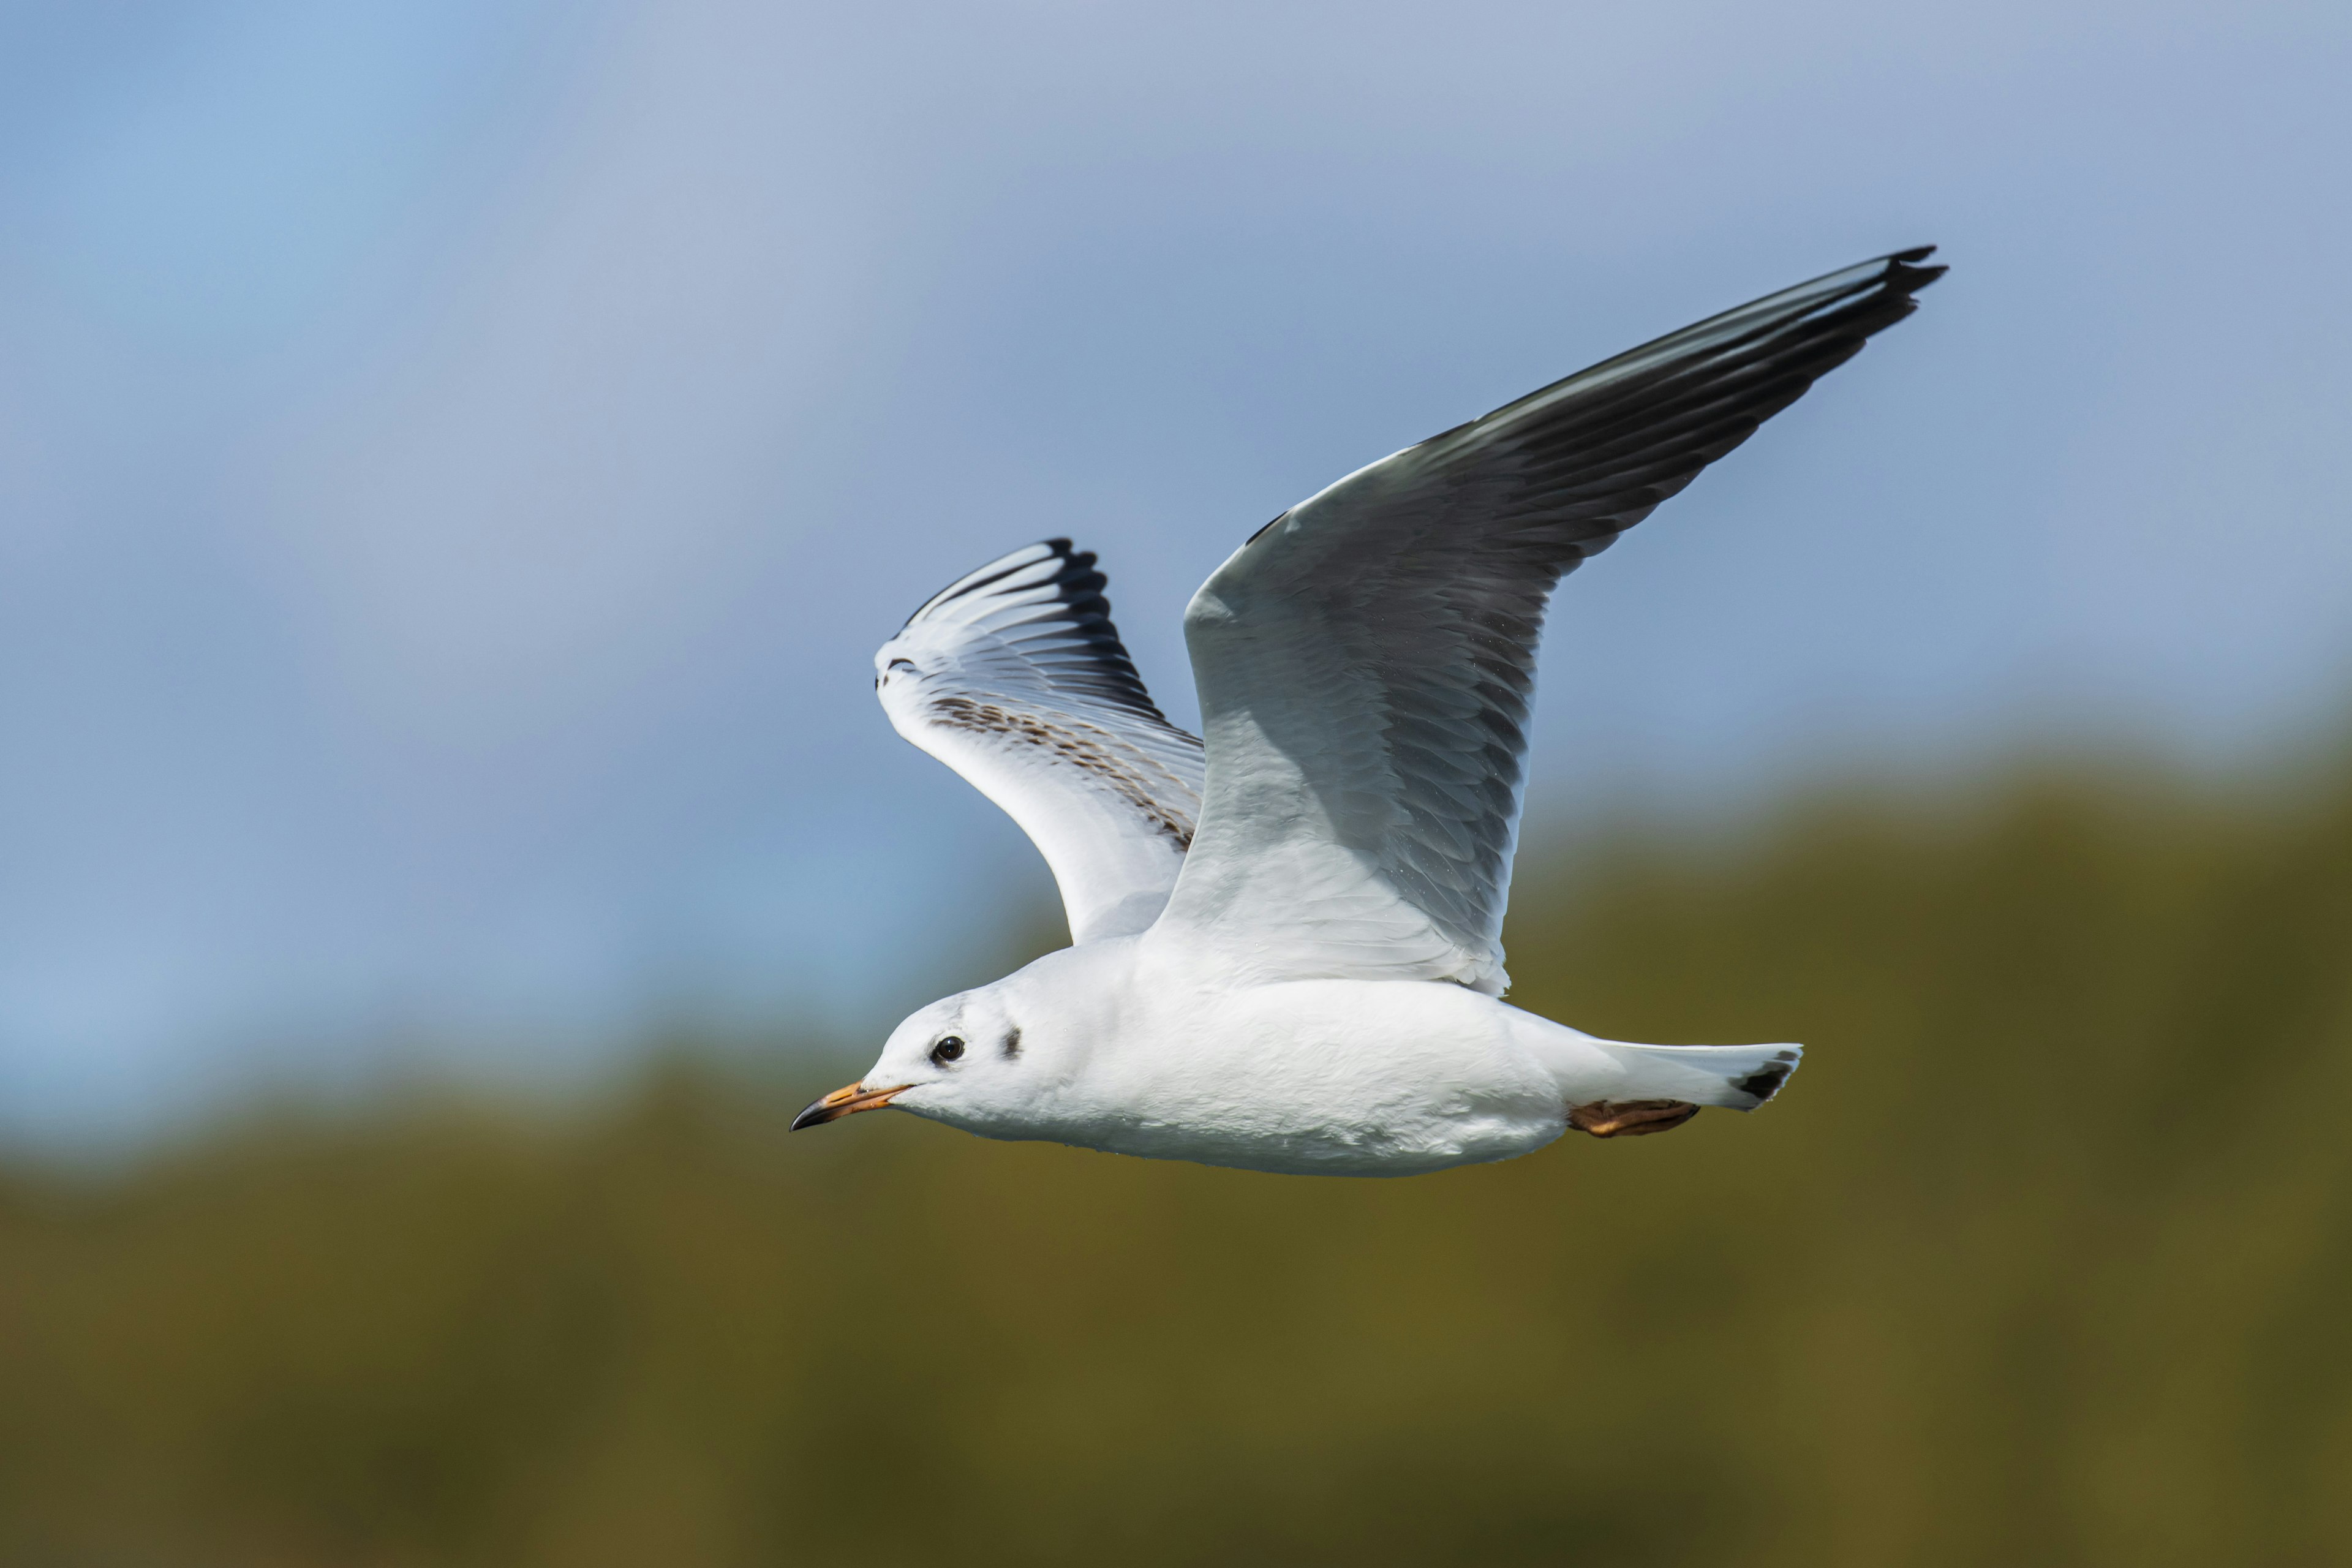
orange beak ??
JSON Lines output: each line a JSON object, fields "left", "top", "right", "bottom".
{"left": 790, "top": 1080, "right": 913, "bottom": 1131}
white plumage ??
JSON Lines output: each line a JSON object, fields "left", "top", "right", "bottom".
{"left": 797, "top": 249, "right": 1944, "bottom": 1175}
{"left": 875, "top": 543, "right": 1204, "bottom": 942}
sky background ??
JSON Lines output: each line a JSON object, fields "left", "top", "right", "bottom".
{"left": 2, "top": 0, "right": 2348, "bottom": 1142}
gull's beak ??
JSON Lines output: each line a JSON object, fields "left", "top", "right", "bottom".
{"left": 791, "top": 1080, "right": 913, "bottom": 1131}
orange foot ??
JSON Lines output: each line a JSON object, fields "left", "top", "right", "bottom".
{"left": 1568, "top": 1099, "right": 1701, "bottom": 1139}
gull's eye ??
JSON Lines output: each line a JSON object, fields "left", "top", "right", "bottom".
{"left": 930, "top": 1035, "right": 966, "bottom": 1066}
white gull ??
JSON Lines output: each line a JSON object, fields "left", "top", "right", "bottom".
{"left": 795, "top": 249, "right": 1944, "bottom": 1175}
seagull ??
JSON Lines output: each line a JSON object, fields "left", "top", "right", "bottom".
{"left": 795, "top": 248, "right": 1944, "bottom": 1175}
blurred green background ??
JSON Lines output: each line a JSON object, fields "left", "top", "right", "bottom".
{"left": 7, "top": 747, "right": 2348, "bottom": 1568}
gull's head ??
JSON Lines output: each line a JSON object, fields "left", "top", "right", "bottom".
{"left": 791, "top": 978, "right": 1050, "bottom": 1136}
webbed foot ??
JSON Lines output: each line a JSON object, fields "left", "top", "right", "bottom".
{"left": 1569, "top": 1099, "right": 1700, "bottom": 1139}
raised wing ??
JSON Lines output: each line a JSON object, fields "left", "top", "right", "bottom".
{"left": 878, "top": 539, "right": 1206, "bottom": 943}
{"left": 1157, "top": 249, "right": 1945, "bottom": 992}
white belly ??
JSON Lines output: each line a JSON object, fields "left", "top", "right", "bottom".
{"left": 1052, "top": 978, "right": 1575, "bottom": 1176}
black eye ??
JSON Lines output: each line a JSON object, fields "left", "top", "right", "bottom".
{"left": 930, "top": 1035, "right": 965, "bottom": 1066}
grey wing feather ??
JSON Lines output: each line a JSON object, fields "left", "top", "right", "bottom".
{"left": 1161, "top": 249, "right": 1946, "bottom": 991}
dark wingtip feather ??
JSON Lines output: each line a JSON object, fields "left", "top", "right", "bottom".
{"left": 905, "top": 537, "right": 1180, "bottom": 728}
{"left": 1882, "top": 245, "right": 1947, "bottom": 296}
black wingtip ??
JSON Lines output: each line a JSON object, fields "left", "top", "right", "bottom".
{"left": 899, "top": 535, "right": 1182, "bottom": 729}
{"left": 1883, "top": 245, "right": 1947, "bottom": 295}
{"left": 1028, "top": 537, "right": 1104, "bottom": 586}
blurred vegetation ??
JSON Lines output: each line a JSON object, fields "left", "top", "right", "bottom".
{"left": 4, "top": 755, "right": 2351, "bottom": 1567}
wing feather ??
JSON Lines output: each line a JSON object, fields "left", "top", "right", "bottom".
{"left": 1156, "top": 249, "right": 1945, "bottom": 991}
{"left": 878, "top": 540, "right": 1205, "bottom": 943}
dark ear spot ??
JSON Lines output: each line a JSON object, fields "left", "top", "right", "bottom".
{"left": 1003, "top": 1025, "right": 1022, "bottom": 1060}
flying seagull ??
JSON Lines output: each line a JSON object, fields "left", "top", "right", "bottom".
{"left": 796, "top": 248, "right": 1944, "bottom": 1175}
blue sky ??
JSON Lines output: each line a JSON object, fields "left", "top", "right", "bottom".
{"left": 2, "top": 0, "right": 2348, "bottom": 1140}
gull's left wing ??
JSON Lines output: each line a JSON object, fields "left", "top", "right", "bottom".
{"left": 1156, "top": 248, "right": 1945, "bottom": 994}
{"left": 877, "top": 540, "right": 1206, "bottom": 943}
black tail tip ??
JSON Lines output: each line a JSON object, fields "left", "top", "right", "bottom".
{"left": 1733, "top": 1049, "right": 1803, "bottom": 1105}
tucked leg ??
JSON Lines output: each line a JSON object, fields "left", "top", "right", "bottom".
{"left": 1569, "top": 1099, "right": 1700, "bottom": 1139}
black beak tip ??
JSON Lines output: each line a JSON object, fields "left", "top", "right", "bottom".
{"left": 790, "top": 1098, "right": 838, "bottom": 1133}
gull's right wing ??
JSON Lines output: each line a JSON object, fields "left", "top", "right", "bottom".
{"left": 1156, "top": 249, "right": 1946, "bottom": 993}
{"left": 878, "top": 540, "right": 1205, "bottom": 944}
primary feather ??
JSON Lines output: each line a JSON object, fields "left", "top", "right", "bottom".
{"left": 1158, "top": 248, "right": 1945, "bottom": 993}
{"left": 875, "top": 539, "right": 1205, "bottom": 942}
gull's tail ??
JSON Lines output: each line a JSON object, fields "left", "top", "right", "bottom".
{"left": 1590, "top": 1040, "right": 1804, "bottom": 1112}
